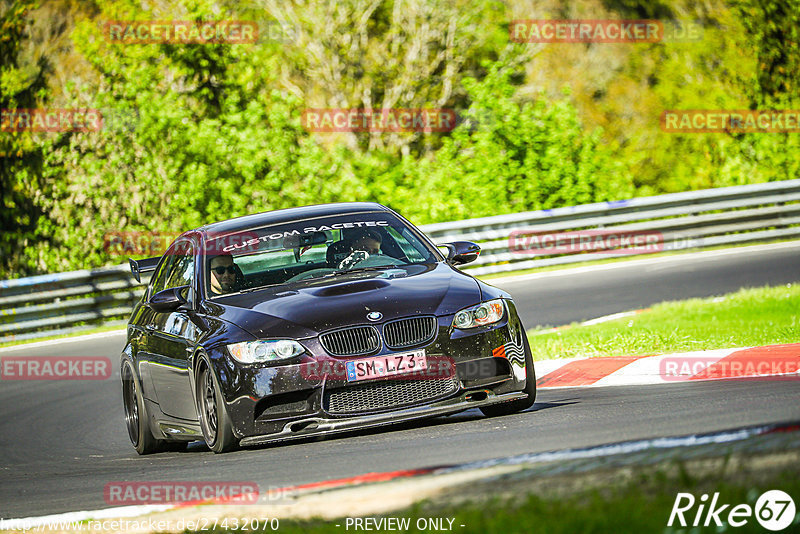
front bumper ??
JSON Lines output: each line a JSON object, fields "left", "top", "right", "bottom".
{"left": 214, "top": 299, "right": 531, "bottom": 442}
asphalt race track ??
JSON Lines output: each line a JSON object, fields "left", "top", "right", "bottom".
{"left": 1, "top": 243, "right": 799, "bottom": 519}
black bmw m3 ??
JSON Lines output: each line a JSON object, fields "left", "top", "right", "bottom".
{"left": 122, "top": 203, "right": 536, "bottom": 453}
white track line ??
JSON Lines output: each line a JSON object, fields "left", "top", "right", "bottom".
{"left": 440, "top": 425, "right": 776, "bottom": 472}
{"left": 0, "top": 330, "right": 126, "bottom": 353}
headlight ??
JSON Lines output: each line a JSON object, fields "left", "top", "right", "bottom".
{"left": 227, "top": 340, "right": 305, "bottom": 364}
{"left": 452, "top": 299, "right": 505, "bottom": 329}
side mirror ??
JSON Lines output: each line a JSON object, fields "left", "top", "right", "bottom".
{"left": 439, "top": 241, "right": 481, "bottom": 265}
{"left": 149, "top": 285, "right": 190, "bottom": 313}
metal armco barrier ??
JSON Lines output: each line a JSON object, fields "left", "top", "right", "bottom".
{"left": 0, "top": 264, "right": 149, "bottom": 343}
{"left": 2, "top": 179, "right": 799, "bottom": 343}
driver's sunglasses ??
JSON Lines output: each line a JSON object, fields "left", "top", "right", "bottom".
{"left": 212, "top": 266, "right": 236, "bottom": 275}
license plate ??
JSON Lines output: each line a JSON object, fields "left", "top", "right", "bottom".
{"left": 345, "top": 350, "right": 427, "bottom": 382}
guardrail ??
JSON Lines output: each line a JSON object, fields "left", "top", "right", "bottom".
{"left": 2, "top": 179, "right": 799, "bottom": 343}
{"left": 429, "top": 179, "right": 800, "bottom": 275}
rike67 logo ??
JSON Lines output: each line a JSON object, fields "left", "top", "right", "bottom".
{"left": 668, "top": 490, "right": 796, "bottom": 531}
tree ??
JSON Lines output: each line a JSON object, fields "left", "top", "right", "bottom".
{"left": 733, "top": 0, "right": 800, "bottom": 106}
{"left": 252, "top": 0, "right": 508, "bottom": 155}
{"left": 0, "top": 0, "right": 49, "bottom": 277}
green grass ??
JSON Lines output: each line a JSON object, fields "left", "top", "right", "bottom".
{"left": 527, "top": 284, "right": 800, "bottom": 360}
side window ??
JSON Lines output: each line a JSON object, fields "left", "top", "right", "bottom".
{"left": 149, "top": 256, "right": 176, "bottom": 297}
{"left": 149, "top": 241, "right": 195, "bottom": 297}
{"left": 165, "top": 245, "right": 195, "bottom": 289}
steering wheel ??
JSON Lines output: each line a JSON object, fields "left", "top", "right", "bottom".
{"left": 337, "top": 250, "right": 370, "bottom": 270}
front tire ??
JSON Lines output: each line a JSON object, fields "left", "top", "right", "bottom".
{"left": 122, "top": 360, "right": 164, "bottom": 454}
{"left": 480, "top": 335, "right": 537, "bottom": 417}
{"left": 196, "top": 359, "right": 238, "bottom": 453}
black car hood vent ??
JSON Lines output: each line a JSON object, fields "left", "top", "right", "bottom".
{"left": 310, "top": 279, "right": 390, "bottom": 297}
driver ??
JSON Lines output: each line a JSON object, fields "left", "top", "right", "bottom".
{"left": 349, "top": 230, "right": 382, "bottom": 255}
{"left": 336, "top": 230, "right": 383, "bottom": 270}
{"left": 208, "top": 253, "right": 239, "bottom": 295}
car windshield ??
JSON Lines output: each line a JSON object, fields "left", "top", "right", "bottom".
{"left": 203, "top": 212, "right": 437, "bottom": 297}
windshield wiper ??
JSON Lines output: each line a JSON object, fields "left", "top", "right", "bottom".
{"left": 238, "top": 283, "right": 281, "bottom": 293}
{"left": 332, "top": 265, "right": 398, "bottom": 275}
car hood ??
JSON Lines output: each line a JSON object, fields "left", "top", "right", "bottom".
{"left": 204, "top": 263, "right": 481, "bottom": 338}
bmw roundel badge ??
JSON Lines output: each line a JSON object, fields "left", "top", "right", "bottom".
{"left": 367, "top": 311, "right": 383, "bottom": 321}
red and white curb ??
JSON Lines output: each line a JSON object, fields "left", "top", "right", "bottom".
{"left": 535, "top": 343, "right": 800, "bottom": 389}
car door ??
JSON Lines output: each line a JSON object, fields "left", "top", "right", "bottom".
{"left": 144, "top": 239, "right": 201, "bottom": 421}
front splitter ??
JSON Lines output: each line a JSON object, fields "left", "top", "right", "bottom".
{"left": 239, "top": 389, "right": 528, "bottom": 447}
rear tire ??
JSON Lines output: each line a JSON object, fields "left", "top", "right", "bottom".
{"left": 480, "top": 335, "right": 537, "bottom": 417}
{"left": 122, "top": 360, "right": 165, "bottom": 454}
{"left": 196, "top": 360, "right": 238, "bottom": 453}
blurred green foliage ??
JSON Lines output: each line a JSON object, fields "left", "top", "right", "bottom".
{"left": 1, "top": 0, "right": 48, "bottom": 275}
{"left": 1, "top": 0, "right": 798, "bottom": 277}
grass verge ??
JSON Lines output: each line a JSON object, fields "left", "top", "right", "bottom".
{"left": 527, "top": 283, "right": 800, "bottom": 360}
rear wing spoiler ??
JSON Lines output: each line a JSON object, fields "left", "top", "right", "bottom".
{"left": 129, "top": 257, "right": 161, "bottom": 283}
